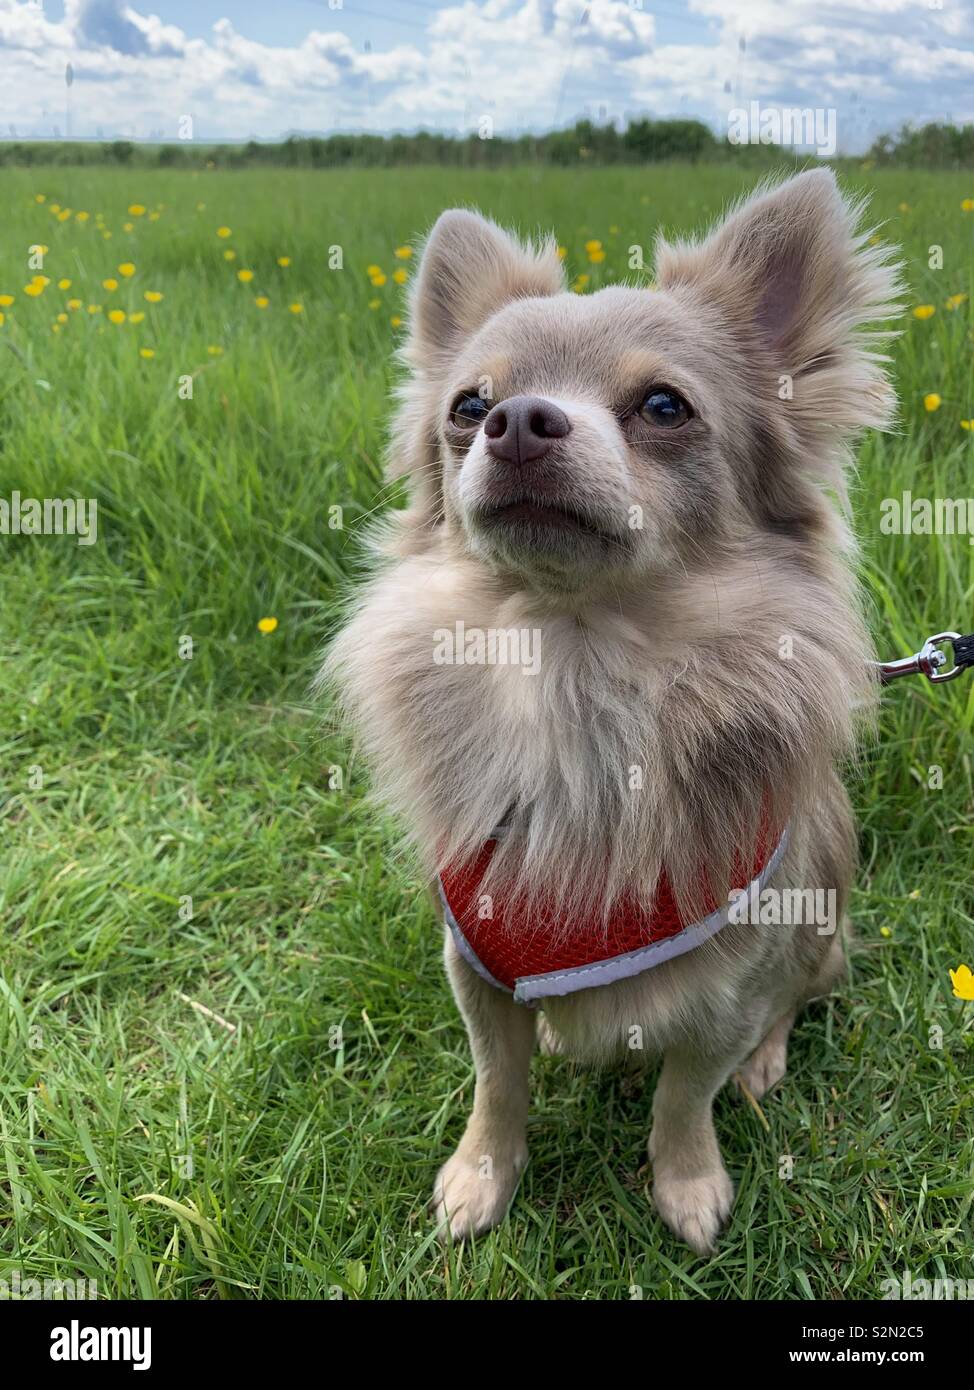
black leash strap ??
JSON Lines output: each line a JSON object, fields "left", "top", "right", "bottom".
{"left": 874, "top": 630, "right": 974, "bottom": 686}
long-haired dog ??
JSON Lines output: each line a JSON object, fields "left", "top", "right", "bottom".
{"left": 325, "top": 170, "right": 901, "bottom": 1253}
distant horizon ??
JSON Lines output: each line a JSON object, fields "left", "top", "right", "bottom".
{"left": 0, "top": 112, "right": 959, "bottom": 158}
{"left": 0, "top": 1, "right": 970, "bottom": 159}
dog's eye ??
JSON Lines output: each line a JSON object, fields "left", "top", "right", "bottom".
{"left": 639, "top": 388, "right": 691, "bottom": 428}
{"left": 450, "top": 393, "right": 492, "bottom": 428}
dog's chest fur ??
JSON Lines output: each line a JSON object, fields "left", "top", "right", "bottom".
{"left": 332, "top": 539, "right": 856, "bottom": 913}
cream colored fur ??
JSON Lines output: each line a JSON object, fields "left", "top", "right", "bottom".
{"left": 323, "top": 170, "right": 902, "bottom": 1254}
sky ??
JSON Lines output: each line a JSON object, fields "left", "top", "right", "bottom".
{"left": 0, "top": 0, "right": 971, "bottom": 150}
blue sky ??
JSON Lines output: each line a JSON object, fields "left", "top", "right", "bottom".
{"left": 0, "top": 1, "right": 971, "bottom": 149}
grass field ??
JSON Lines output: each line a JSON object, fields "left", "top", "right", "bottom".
{"left": 0, "top": 162, "right": 972, "bottom": 1301}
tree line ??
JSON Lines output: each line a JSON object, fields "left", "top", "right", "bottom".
{"left": 0, "top": 119, "right": 970, "bottom": 169}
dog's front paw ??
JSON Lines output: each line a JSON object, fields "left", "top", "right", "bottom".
{"left": 432, "top": 1141, "right": 527, "bottom": 1241}
{"left": 651, "top": 1164, "right": 734, "bottom": 1256}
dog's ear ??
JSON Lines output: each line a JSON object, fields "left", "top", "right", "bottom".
{"left": 386, "top": 211, "right": 564, "bottom": 551}
{"left": 406, "top": 209, "right": 565, "bottom": 368}
{"left": 655, "top": 169, "right": 902, "bottom": 434}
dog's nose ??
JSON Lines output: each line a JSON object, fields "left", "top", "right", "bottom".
{"left": 483, "top": 395, "right": 571, "bottom": 465}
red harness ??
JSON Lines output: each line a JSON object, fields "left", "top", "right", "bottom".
{"left": 439, "top": 822, "right": 788, "bottom": 1005}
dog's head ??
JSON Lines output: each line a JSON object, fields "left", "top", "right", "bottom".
{"left": 390, "top": 170, "right": 900, "bottom": 593}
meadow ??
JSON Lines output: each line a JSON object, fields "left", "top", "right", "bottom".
{"left": 0, "top": 161, "right": 972, "bottom": 1300}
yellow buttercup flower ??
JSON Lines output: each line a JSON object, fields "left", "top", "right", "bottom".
{"left": 588, "top": 249, "right": 605, "bottom": 263}
{"left": 949, "top": 964, "right": 974, "bottom": 1000}
{"left": 584, "top": 239, "right": 602, "bottom": 254}
{"left": 58, "top": 278, "right": 71, "bottom": 290}
{"left": 898, "top": 202, "right": 910, "bottom": 213}
{"left": 128, "top": 204, "right": 146, "bottom": 216}
{"left": 67, "top": 298, "right": 82, "bottom": 310}
{"left": 289, "top": 303, "right": 303, "bottom": 314}
{"left": 366, "top": 264, "right": 382, "bottom": 277}
{"left": 370, "top": 272, "right": 387, "bottom": 287}
{"left": 223, "top": 249, "right": 237, "bottom": 261}
{"left": 217, "top": 226, "right": 232, "bottom": 238}
{"left": 913, "top": 305, "right": 935, "bottom": 320}
{"left": 368, "top": 298, "right": 380, "bottom": 310}
{"left": 257, "top": 617, "right": 278, "bottom": 634}
{"left": 139, "top": 347, "right": 155, "bottom": 359}
{"left": 108, "top": 309, "right": 126, "bottom": 324}
{"left": 57, "top": 209, "right": 71, "bottom": 222}
{"left": 237, "top": 269, "right": 254, "bottom": 283}
{"left": 394, "top": 246, "right": 412, "bottom": 260}
{"left": 557, "top": 246, "right": 567, "bottom": 260}
{"left": 961, "top": 198, "right": 974, "bottom": 213}
{"left": 144, "top": 290, "right": 163, "bottom": 303}
{"left": 255, "top": 296, "right": 269, "bottom": 309}
{"left": 31, "top": 274, "right": 50, "bottom": 286}
{"left": 103, "top": 278, "right": 118, "bottom": 292}
{"left": 24, "top": 282, "right": 45, "bottom": 297}
{"left": 0, "top": 313, "right": 4, "bottom": 326}
{"left": 35, "top": 194, "right": 45, "bottom": 204}
{"left": 87, "top": 304, "right": 102, "bottom": 314}
{"left": 56, "top": 312, "right": 68, "bottom": 324}
{"left": 391, "top": 315, "right": 402, "bottom": 327}
{"left": 207, "top": 345, "right": 224, "bottom": 356}
{"left": 49, "top": 204, "right": 60, "bottom": 214}
{"left": 945, "top": 293, "right": 968, "bottom": 310}
{"left": 923, "top": 393, "right": 942, "bottom": 412}
{"left": 76, "top": 211, "right": 90, "bottom": 223}
{"left": 0, "top": 294, "right": 14, "bottom": 307}
{"left": 118, "top": 263, "right": 136, "bottom": 278}
{"left": 148, "top": 212, "right": 160, "bottom": 222}
{"left": 960, "top": 420, "right": 971, "bottom": 431}
{"left": 129, "top": 311, "right": 145, "bottom": 324}
{"left": 392, "top": 268, "right": 408, "bottom": 285}
{"left": 277, "top": 256, "right": 291, "bottom": 267}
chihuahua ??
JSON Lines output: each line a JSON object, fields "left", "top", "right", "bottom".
{"left": 326, "top": 170, "right": 901, "bottom": 1254}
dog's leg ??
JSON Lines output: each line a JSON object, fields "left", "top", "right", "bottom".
{"left": 738, "top": 933, "right": 847, "bottom": 1100}
{"left": 804, "top": 931, "right": 848, "bottom": 1001}
{"left": 536, "top": 1012, "right": 566, "bottom": 1056}
{"left": 433, "top": 930, "right": 535, "bottom": 1240}
{"left": 649, "top": 1038, "right": 752, "bottom": 1255}
{"left": 736, "top": 1008, "right": 796, "bottom": 1100}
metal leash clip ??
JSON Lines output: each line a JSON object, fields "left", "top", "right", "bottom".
{"left": 875, "top": 631, "right": 965, "bottom": 685}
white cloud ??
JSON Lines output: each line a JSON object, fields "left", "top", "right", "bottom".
{"left": 0, "top": 0, "right": 969, "bottom": 146}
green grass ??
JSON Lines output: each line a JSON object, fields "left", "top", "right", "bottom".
{"left": 0, "top": 163, "right": 972, "bottom": 1300}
